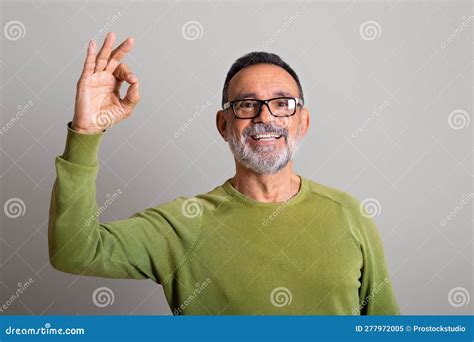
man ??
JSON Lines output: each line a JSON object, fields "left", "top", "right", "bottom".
{"left": 48, "top": 32, "right": 400, "bottom": 315}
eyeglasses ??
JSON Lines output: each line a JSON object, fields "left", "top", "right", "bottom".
{"left": 222, "top": 96, "right": 304, "bottom": 119}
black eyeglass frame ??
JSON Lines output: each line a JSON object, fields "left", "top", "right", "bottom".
{"left": 222, "top": 96, "right": 304, "bottom": 119}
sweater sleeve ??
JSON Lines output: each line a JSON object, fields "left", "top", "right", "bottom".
{"left": 344, "top": 195, "right": 400, "bottom": 315}
{"left": 47, "top": 122, "right": 200, "bottom": 284}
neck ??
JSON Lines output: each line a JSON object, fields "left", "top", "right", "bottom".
{"left": 230, "top": 161, "right": 301, "bottom": 203}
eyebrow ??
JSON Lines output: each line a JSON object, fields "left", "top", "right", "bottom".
{"left": 233, "top": 91, "right": 294, "bottom": 100}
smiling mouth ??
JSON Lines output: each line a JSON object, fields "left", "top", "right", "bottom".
{"left": 250, "top": 133, "right": 283, "bottom": 141}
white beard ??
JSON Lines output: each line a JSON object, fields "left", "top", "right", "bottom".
{"left": 226, "top": 122, "right": 302, "bottom": 175}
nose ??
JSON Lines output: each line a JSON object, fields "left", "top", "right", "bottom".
{"left": 252, "top": 103, "right": 273, "bottom": 124}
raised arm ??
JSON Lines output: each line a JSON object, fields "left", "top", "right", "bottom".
{"left": 48, "top": 33, "right": 198, "bottom": 284}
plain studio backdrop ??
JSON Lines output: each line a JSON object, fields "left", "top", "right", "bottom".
{"left": 0, "top": 0, "right": 472, "bottom": 315}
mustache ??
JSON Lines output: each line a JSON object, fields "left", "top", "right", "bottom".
{"left": 242, "top": 123, "right": 288, "bottom": 138}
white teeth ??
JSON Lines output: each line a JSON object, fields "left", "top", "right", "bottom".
{"left": 252, "top": 133, "right": 281, "bottom": 140}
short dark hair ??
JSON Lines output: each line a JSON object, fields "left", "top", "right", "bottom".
{"left": 221, "top": 51, "right": 304, "bottom": 107}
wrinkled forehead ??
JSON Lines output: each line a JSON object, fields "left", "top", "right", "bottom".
{"left": 227, "top": 64, "right": 300, "bottom": 101}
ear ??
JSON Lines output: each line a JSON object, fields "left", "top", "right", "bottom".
{"left": 216, "top": 110, "right": 228, "bottom": 141}
{"left": 299, "top": 107, "right": 310, "bottom": 137}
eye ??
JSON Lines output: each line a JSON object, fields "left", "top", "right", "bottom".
{"left": 239, "top": 101, "right": 258, "bottom": 108}
{"left": 275, "top": 100, "right": 289, "bottom": 107}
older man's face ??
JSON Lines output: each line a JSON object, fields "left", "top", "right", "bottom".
{"left": 218, "top": 63, "right": 309, "bottom": 175}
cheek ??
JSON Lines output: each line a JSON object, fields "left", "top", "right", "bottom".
{"left": 276, "top": 116, "right": 297, "bottom": 130}
{"left": 230, "top": 123, "right": 248, "bottom": 138}
{"left": 225, "top": 126, "right": 242, "bottom": 142}
{"left": 288, "top": 119, "right": 302, "bottom": 137}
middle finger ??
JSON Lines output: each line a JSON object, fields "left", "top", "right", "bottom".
{"left": 94, "top": 32, "right": 116, "bottom": 72}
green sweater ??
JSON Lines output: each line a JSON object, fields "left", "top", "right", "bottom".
{"left": 48, "top": 122, "right": 400, "bottom": 315}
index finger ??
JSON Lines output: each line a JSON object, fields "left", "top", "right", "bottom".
{"left": 105, "top": 37, "right": 135, "bottom": 73}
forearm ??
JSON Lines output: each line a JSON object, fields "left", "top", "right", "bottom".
{"left": 48, "top": 121, "right": 106, "bottom": 273}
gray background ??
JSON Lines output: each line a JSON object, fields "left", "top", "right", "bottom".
{"left": 1, "top": 0, "right": 472, "bottom": 315}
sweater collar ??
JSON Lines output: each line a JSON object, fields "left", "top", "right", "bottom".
{"left": 222, "top": 175, "right": 308, "bottom": 208}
